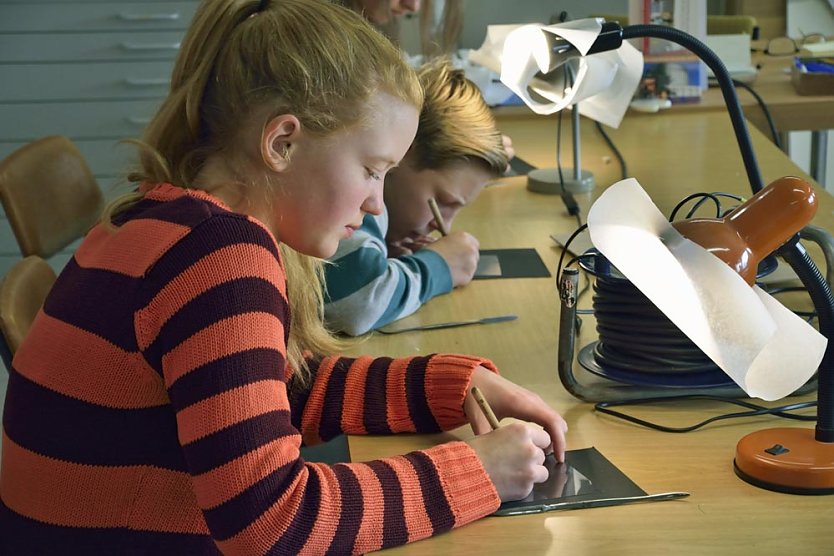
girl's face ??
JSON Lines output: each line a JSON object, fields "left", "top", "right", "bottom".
{"left": 271, "top": 92, "right": 419, "bottom": 259}
{"left": 383, "top": 154, "right": 493, "bottom": 245}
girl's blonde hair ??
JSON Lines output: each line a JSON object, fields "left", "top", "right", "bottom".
{"left": 410, "top": 58, "right": 507, "bottom": 176}
{"left": 103, "top": 0, "right": 422, "bottom": 381}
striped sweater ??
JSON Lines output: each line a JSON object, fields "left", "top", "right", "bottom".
{"left": 0, "top": 183, "right": 500, "bottom": 555}
{"left": 324, "top": 209, "right": 452, "bottom": 336}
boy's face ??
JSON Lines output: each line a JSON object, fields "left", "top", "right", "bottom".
{"left": 383, "top": 153, "right": 493, "bottom": 246}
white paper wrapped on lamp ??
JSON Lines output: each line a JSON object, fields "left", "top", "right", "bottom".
{"left": 469, "top": 19, "right": 643, "bottom": 194}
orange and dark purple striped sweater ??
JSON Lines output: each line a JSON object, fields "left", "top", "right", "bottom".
{"left": 0, "top": 184, "right": 500, "bottom": 555}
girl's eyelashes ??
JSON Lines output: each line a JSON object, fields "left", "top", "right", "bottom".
{"left": 366, "top": 168, "right": 382, "bottom": 181}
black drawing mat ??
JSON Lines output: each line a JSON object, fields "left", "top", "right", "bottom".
{"left": 495, "top": 447, "right": 646, "bottom": 516}
{"left": 475, "top": 248, "right": 551, "bottom": 279}
{"left": 300, "top": 434, "right": 351, "bottom": 464}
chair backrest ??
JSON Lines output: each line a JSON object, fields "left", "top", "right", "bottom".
{"left": 707, "top": 15, "right": 758, "bottom": 36}
{"left": 0, "top": 256, "right": 56, "bottom": 367}
{"left": 0, "top": 136, "right": 104, "bottom": 259}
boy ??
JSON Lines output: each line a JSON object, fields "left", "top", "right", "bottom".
{"left": 324, "top": 58, "right": 509, "bottom": 335}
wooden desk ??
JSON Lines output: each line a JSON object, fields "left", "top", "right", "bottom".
{"left": 679, "top": 54, "right": 834, "bottom": 135}
{"left": 346, "top": 112, "right": 833, "bottom": 555}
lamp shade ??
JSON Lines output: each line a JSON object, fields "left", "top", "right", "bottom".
{"left": 468, "top": 18, "right": 643, "bottom": 128}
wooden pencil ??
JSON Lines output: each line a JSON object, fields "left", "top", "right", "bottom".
{"left": 471, "top": 386, "right": 500, "bottom": 430}
{"left": 428, "top": 198, "right": 449, "bottom": 236}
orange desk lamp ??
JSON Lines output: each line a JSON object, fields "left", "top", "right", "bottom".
{"left": 673, "top": 176, "right": 834, "bottom": 494}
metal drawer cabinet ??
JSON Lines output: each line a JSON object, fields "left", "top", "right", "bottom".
{"left": 0, "top": 1, "right": 198, "bottom": 33}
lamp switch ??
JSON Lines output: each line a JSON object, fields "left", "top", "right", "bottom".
{"left": 764, "top": 444, "right": 790, "bottom": 456}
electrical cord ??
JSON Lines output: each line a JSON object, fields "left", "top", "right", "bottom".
{"left": 594, "top": 120, "right": 628, "bottom": 180}
{"left": 592, "top": 272, "right": 718, "bottom": 374}
{"left": 668, "top": 192, "right": 744, "bottom": 221}
{"left": 732, "top": 78, "right": 782, "bottom": 150}
{"left": 595, "top": 395, "right": 816, "bottom": 433}
{"left": 555, "top": 66, "right": 583, "bottom": 228}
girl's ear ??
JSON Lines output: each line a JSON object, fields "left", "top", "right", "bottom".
{"left": 261, "top": 114, "right": 301, "bottom": 172}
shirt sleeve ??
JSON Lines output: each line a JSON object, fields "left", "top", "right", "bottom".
{"left": 324, "top": 212, "right": 453, "bottom": 336}
{"left": 292, "top": 353, "right": 500, "bottom": 443}
{"left": 135, "top": 215, "right": 499, "bottom": 555}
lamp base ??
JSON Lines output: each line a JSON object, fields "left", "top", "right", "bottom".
{"left": 527, "top": 168, "right": 595, "bottom": 194}
{"left": 734, "top": 427, "right": 834, "bottom": 494}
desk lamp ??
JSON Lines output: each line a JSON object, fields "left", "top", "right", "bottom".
{"left": 469, "top": 19, "right": 643, "bottom": 195}
{"left": 507, "top": 18, "right": 834, "bottom": 495}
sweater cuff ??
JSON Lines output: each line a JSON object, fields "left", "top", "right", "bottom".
{"left": 423, "top": 441, "right": 500, "bottom": 525}
{"left": 425, "top": 354, "right": 499, "bottom": 430}
{"left": 410, "top": 249, "right": 453, "bottom": 298}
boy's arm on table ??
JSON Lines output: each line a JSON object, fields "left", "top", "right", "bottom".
{"left": 325, "top": 213, "right": 452, "bottom": 335}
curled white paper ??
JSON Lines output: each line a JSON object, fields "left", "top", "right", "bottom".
{"left": 468, "top": 18, "right": 643, "bottom": 128}
{"left": 586, "top": 179, "right": 826, "bottom": 400}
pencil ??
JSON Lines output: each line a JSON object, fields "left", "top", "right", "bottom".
{"left": 428, "top": 198, "right": 449, "bottom": 236}
{"left": 471, "top": 386, "right": 500, "bottom": 430}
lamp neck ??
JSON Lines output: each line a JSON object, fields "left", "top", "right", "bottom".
{"left": 587, "top": 21, "right": 624, "bottom": 55}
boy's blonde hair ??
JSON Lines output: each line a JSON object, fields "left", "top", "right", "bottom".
{"left": 410, "top": 58, "right": 508, "bottom": 176}
{"left": 103, "top": 0, "right": 422, "bottom": 381}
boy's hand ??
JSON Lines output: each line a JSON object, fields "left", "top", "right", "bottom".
{"left": 424, "top": 231, "right": 480, "bottom": 287}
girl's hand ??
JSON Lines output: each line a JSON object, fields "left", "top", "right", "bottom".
{"left": 464, "top": 366, "right": 568, "bottom": 463}
{"left": 465, "top": 422, "right": 550, "bottom": 501}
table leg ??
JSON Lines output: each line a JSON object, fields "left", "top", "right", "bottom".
{"left": 810, "top": 130, "right": 828, "bottom": 186}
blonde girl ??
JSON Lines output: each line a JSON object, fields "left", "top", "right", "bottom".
{"left": 0, "top": 0, "right": 567, "bottom": 553}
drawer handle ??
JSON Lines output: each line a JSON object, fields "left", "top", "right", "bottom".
{"left": 124, "top": 77, "right": 170, "bottom": 87}
{"left": 117, "top": 12, "right": 181, "bottom": 22}
{"left": 126, "top": 116, "right": 152, "bottom": 125}
{"left": 121, "top": 42, "right": 181, "bottom": 51}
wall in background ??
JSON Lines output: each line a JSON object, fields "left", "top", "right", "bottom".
{"left": 787, "top": 0, "right": 834, "bottom": 193}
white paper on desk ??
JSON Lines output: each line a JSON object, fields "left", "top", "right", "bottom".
{"left": 800, "top": 40, "right": 834, "bottom": 58}
{"left": 586, "top": 178, "right": 826, "bottom": 400}
{"left": 703, "top": 34, "right": 757, "bottom": 80}
{"left": 468, "top": 19, "right": 644, "bottom": 128}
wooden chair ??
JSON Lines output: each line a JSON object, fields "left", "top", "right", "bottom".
{"left": 0, "top": 135, "right": 104, "bottom": 258}
{"left": 0, "top": 255, "right": 56, "bottom": 370}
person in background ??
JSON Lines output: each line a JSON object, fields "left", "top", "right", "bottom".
{"left": 342, "top": 0, "right": 463, "bottom": 56}
{"left": 0, "top": 1, "right": 566, "bottom": 554}
{"left": 324, "top": 58, "right": 508, "bottom": 335}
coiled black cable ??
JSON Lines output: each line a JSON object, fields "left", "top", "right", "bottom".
{"left": 590, "top": 265, "right": 719, "bottom": 376}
